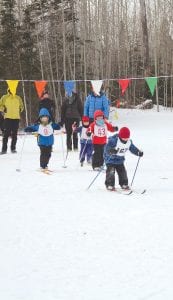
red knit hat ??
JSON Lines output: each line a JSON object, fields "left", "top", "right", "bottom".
{"left": 94, "top": 110, "right": 104, "bottom": 120}
{"left": 82, "top": 116, "right": 89, "bottom": 122}
{"left": 119, "top": 127, "right": 130, "bottom": 139}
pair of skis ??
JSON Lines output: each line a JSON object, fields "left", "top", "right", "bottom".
{"left": 107, "top": 187, "right": 146, "bottom": 195}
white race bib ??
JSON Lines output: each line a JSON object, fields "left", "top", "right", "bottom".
{"left": 81, "top": 127, "right": 90, "bottom": 140}
{"left": 94, "top": 124, "right": 107, "bottom": 137}
{"left": 115, "top": 138, "right": 131, "bottom": 156}
{"left": 38, "top": 124, "right": 53, "bottom": 136}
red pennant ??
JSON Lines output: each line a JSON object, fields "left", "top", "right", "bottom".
{"left": 118, "top": 79, "right": 131, "bottom": 95}
{"left": 34, "top": 81, "right": 48, "bottom": 98}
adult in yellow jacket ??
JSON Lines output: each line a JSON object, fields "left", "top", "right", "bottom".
{"left": 0, "top": 90, "right": 24, "bottom": 154}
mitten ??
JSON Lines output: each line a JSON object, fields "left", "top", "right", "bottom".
{"left": 109, "top": 148, "right": 118, "bottom": 155}
{"left": 113, "top": 126, "right": 119, "bottom": 132}
{"left": 138, "top": 150, "right": 143, "bottom": 157}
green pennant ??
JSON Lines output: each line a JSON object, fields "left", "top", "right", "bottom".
{"left": 145, "top": 77, "right": 158, "bottom": 96}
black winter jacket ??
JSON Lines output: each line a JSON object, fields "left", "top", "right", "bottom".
{"left": 61, "top": 93, "right": 83, "bottom": 124}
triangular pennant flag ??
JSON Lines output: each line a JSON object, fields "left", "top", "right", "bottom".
{"left": 64, "top": 81, "right": 75, "bottom": 97}
{"left": 6, "top": 80, "right": 19, "bottom": 96}
{"left": 91, "top": 80, "right": 103, "bottom": 96}
{"left": 34, "top": 80, "right": 48, "bottom": 98}
{"left": 145, "top": 77, "right": 158, "bottom": 96}
{"left": 118, "top": 79, "right": 131, "bottom": 95}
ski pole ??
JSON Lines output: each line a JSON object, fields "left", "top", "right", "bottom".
{"left": 16, "top": 133, "right": 27, "bottom": 172}
{"left": 86, "top": 166, "right": 105, "bottom": 190}
{"left": 130, "top": 156, "right": 141, "bottom": 187}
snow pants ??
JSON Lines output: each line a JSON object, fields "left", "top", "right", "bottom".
{"left": 105, "top": 164, "right": 128, "bottom": 188}
{"left": 39, "top": 145, "right": 52, "bottom": 169}
{"left": 80, "top": 142, "right": 93, "bottom": 163}
{"left": 92, "top": 144, "right": 105, "bottom": 169}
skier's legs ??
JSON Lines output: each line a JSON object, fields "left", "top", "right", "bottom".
{"left": 105, "top": 165, "right": 116, "bottom": 187}
{"left": 86, "top": 143, "right": 93, "bottom": 163}
{"left": 40, "top": 146, "right": 52, "bottom": 169}
{"left": 115, "top": 164, "right": 128, "bottom": 187}
{"left": 80, "top": 143, "right": 87, "bottom": 162}
{"left": 92, "top": 144, "right": 104, "bottom": 169}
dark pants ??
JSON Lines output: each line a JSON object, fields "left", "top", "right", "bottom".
{"left": 92, "top": 144, "right": 105, "bottom": 169}
{"left": 105, "top": 164, "right": 128, "bottom": 188}
{"left": 65, "top": 118, "right": 79, "bottom": 150}
{"left": 80, "top": 142, "right": 93, "bottom": 163}
{"left": 0, "top": 114, "right": 4, "bottom": 133}
{"left": 39, "top": 145, "right": 52, "bottom": 169}
{"left": 2, "top": 119, "right": 19, "bottom": 152}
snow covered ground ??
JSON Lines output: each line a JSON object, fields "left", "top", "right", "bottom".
{"left": 1, "top": 107, "right": 173, "bottom": 300}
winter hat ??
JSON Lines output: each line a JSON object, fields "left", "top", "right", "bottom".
{"left": 119, "top": 127, "right": 130, "bottom": 139}
{"left": 82, "top": 116, "right": 89, "bottom": 123}
{"left": 39, "top": 108, "right": 51, "bottom": 120}
{"left": 94, "top": 110, "right": 104, "bottom": 120}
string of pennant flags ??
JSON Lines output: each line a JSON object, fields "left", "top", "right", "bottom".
{"left": 3, "top": 75, "right": 173, "bottom": 98}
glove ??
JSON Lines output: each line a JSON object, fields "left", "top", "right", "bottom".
{"left": 109, "top": 148, "right": 118, "bottom": 155}
{"left": 138, "top": 151, "right": 143, "bottom": 157}
{"left": 86, "top": 131, "right": 92, "bottom": 137}
{"left": 113, "top": 126, "right": 118, "bottom": 132}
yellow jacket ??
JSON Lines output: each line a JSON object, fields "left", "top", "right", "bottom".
{"left": 0, "top": 93, "right": 24, "bottom": 119}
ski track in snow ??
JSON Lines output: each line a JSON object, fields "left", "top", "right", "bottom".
{"left": 0, "top": 108, "right": 173, "bottom": 300}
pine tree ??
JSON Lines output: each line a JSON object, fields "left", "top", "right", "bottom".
{"left": 0, "top": 0, "right": 19, "bottom": 78}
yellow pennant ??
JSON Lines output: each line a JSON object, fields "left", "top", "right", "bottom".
{"left": 6, "top": 80, "right": 19, "bottom": 96}
{"left": 114, "top": 111, "right": 119, "bottom": 120}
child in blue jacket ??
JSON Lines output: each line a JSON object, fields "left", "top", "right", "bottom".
{"left": 104, "top": 127, "right": 143, "bottom": 191}
{"left": 25, "top": 108, "right": 61, "bottom": 173}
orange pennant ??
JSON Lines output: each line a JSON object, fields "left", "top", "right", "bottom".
{"left": 118, "top": 79, "right": 131, "bottom": 95}
{"left": 34, "top": 81, "right": 48, "bottom": 98}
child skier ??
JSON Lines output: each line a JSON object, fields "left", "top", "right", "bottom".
{"left": 72, "top": 116, "right": 93, "bottom": 166}
{"left": 104, "top": 127, "right": 143, "bottom": 191}
{"left": 25, "top": 108, "right": 61, "bottom": 174}
{"left": 86, "top": 110, "right": 118, "bottom": 170}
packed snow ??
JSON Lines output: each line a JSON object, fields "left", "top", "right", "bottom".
{"left": 1, "top": 107, "right": 173, "bottom": 300}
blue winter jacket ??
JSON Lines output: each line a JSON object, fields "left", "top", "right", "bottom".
{"left": 104, "top": 134, "right": 140, "bottom": 165}
{"left": 84, "top": 92, "right": 110, "bottom": 119}
{"left": 25, "top": 108, "right": 61, "bottom": 146}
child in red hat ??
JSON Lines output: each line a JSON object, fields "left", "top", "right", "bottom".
{"left": 86, "top": 110, "right": 118, "bottom": 170}
{"left": 104, "top": 127, "right": 143, "bottom": 191}
{"left": 72, "top": 116, "right": 93, "bottom": 166}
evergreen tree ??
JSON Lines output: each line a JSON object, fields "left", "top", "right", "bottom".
{"left": 0, "top": 0, "right": 19, "bottom": 78}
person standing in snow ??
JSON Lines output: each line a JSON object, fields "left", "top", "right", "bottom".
{"left": 38, "top": 90, "right": 56, "bottom": 122}
{"left": 84, "top": 87, "right": 110, "bottom": 123}
{"left": 60, "top": 91, "right": 83, "bottom": 151}
{"left": 86, "top": 110, "right": 118, "bottom": 170}
{"left": 72, "top": 116, "right": 93, "bottom": 166}
{"left": 0, "top": 89, "right": 24, "bottom": 154}
{"left": 104, "top": 127, "right": 143, "bottom": 191}
{"left": 24, "top": 108, "right": 61, "bottom": 174}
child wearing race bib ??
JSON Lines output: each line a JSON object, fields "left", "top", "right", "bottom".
{"left": 25, "top": 108, "right": 61, "bottom": 173}
{"left": 72, "top": 116, "right": 93, "bottom": 166}
{"left": 86, "top": 110, "right": 118, "bottom": 170}
{"left": 104, "top": 127, "right": 143, "bottom": 191}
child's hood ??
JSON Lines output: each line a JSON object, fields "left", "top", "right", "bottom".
{"left": 39, "top": 108, "right": 51, "bottom": 118}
